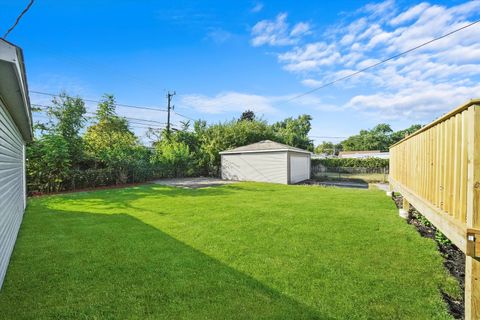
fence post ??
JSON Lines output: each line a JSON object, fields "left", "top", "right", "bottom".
{"left": 399, "top": 197, "right": 410, "bottom": 219}
{"left": 465, "top": 105, "right": 480, "bottom": 320}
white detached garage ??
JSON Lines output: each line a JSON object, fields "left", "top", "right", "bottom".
{"left": 0, "top": 39, "right": 32, "bottom": 288}
{"left": 220, "top": 140, "right": 311, "bottom": 184}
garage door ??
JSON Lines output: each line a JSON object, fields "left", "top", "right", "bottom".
{"left": 290, "top": 154, "right": 310, "bottom": 183}
{"left": 0, "top": 99, "right": 26, "bottom": 287}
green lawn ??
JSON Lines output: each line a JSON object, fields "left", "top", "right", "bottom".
{"left": 0, "top": 182, "right": 459, "bottom": 319}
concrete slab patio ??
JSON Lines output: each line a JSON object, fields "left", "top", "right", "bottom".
{"left": 299, "top": 179, "right": 369, "bottom": 189}
{"left": 153, "top": 177, "right": 237, "bottom": 189}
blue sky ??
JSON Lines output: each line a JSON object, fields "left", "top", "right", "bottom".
{"left": 1, "top": 0, "right": 479, "bottom": 145}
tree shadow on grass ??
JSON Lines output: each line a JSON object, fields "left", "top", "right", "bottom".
{"left": 57, "top": 183, "right": 239, "bottom": 201}
{"left": 1, "top": 207, "right": 328, "bottom": 319}
{"left": 41, "top": 183, "right": 288, "bottom": 218}
{"left": 40, "top": 184, "right": 242, "bottom": 217}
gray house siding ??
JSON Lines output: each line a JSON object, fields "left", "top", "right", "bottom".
{"left": 0, "top": 98, "right": 26, "bottom": 287}
{"left": 221, "top": 151, "right": 288, "bottom": 184}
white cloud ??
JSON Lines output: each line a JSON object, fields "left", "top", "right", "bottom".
{"left": 290, "top": 94, "right": 340, "bottom": 111}
{"left": 206, "top": 28, "right": 232, "bottom": 43}
{"left": 254, "top": 0, "right": 480, "bottom": 120}
{"left": 251, "top": 2, "right": 263, "bottom": 13}
{"left": 178, "top": 91, "right": 340, "bottom": 115}
{"left": 345, "top": 82, "right": 480, "bottom": 120}
{"left": 278, "top": 42, "right": 341, "bottom": 72}
{"left": 301, "top": 78, "right": 323, "bottom": 87}
{"left": 390, "top": 2, "right": 430, "bottom": 26}
{"left": 362, "top": 0, "right": 396, "bottom": 17}
{"left": 290, "top": 22, "right": 311, "bottom": 37}
{"left": 179, "top": 92, "right": 278, "bottom": 114}
{"left": 251, "top": 13, "right": 310, "bottom": 47}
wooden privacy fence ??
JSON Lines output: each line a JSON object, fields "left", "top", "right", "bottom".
{"left": 389, "top": 99, "right": 480, "bottom": 319}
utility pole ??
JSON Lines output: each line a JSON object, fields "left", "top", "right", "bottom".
{"left": 166, "top": 91, "right": 176, "bottom": 135}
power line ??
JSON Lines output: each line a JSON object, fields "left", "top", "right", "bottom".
{"left": 116, "top": 117, "right": 167, "bottom": 125}
{"left": 31, "top": 105, "right": 181, "bottom": 131}
{"left": 310, "top": 136, "right": 347, "bottom": 139}
{"left": 2, "top": 0, "right": 35, "bottom": 39}
{"left": 30, "top": 90, "right": 196, "bottom": 122}
{"left": 130, "top": 125, "right": 162, "bottom": 130}
{"left": 285, "top": 19, "right": 480, "bottom": 102}
{"left": 30, "top": 90, "right": 168, "bottom": 112}
{"left": 172, "top": 110, "right": 195, "bottom": 121}
{"left": 31, "top": 103, "right": 173, "bottom": 127}
{"left": 128, "top": 120, "right": 166, "bottom": 127}
{"left": 130, "top": 124, "right": 180, "bottom": 130}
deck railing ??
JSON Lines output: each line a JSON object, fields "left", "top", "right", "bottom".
{"left": 389, "top": 99, "right": 480, "bottom": 319}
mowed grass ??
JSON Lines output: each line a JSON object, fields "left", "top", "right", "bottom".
{"left": 0, "top": 182, "right": 460, "bottom": 319}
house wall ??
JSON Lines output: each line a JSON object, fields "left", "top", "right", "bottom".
{"left": 0, "top": 98, "right": 26, "bottom": 288}
{"left": 289, "top": 152, "right": 310, "bottom": 184}
{"left": 221, "top": 151, "right": 288, "bottom": 184}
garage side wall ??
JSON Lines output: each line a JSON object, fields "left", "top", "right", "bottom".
{"left": 221, "top": 151, "right": 288, "bottom": 184}
{"left": 0, "top": 99, "right": 26, "bottom": 288}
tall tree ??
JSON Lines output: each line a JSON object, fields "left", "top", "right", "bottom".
{"left": 390, "top": 124, "right": 422, "bottom": 144}
{"left": 239, "top": 110, "right": 255, "bottom": 122}
{"left": 84, "top": 94, "right": 143, "bottom": 183}
{"left": 315, "top": 141, "right": 334, "bottom": 155}
{"left": 272, "top": 114, "right": 314, "bottom": 151}
{"left": 340, "top": 123, "right": 422, "bottom": 151}
{"left": 47, "top": 92, "right": 86, "bottom": 166}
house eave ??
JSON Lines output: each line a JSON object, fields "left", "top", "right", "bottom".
{"left": 0, "top": 39, "right": 32, "bottom": 142}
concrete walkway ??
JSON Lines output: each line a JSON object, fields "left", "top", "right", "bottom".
{"left": 300, "top": 179, "right": 368, "bottom": 189}
{"left": 153, "top": 177, "right": 236, "bottom": 189}
{"left": 374, "top": 183, "right": 390, "bottom": 192}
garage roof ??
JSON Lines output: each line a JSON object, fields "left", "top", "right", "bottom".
{"left": 220, "top": 140, "right": 311, "bottom": 155}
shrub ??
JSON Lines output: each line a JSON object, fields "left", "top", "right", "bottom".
{"left": 151, "top": 140, "right": 195, "bottom": 177}
{"left": 27, "top": 134, "right": 71, "bottom": 193}
{"left": 312, "top": 158, "right": 389, "bottom": 169}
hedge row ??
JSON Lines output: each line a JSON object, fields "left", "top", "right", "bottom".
{"left": 312, "top": 158, "right": 389, "bottom": 168}
{"left": 27, "top": 166, "right": 162, "bottom": 195}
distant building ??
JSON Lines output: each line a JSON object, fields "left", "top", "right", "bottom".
{"left": 311, "top": 153, "right": 328, "bottom": 159}
{"left": 338, "top": 150, "right": 389, "bottom": 159}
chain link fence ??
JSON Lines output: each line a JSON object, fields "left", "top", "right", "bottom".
{"left": 312, "top": 164, "right": 389, "bottom": 183}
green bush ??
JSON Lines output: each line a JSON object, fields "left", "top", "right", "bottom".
{"left": 312, "top": 158, "right": 389, "bottom": 168}
{"left": 27, "top": 133, "right": 72, "bottom": 194}
{"left": 151, "top": 140, "right": 195, "bottom": 178}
